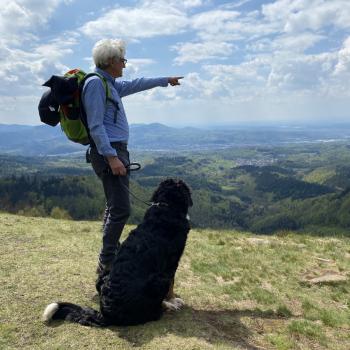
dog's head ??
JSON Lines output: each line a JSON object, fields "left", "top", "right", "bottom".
{"left": 151, "top": 178, "right": 193, "bottom": 213}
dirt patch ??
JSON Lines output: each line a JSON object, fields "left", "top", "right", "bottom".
{"left": 215, "top": 275, "right": 241, "bottom": 285}
{"left": 301, "top": 269, "right": 347, "bottom": 285}
{"left": 305, "top": 273, "right": 347, "bottom": 285}
{"left": 245, "top": 238, "right": 271, "bottom": 245}
{"left": 284, "top": 298, "right": 303, "bottom": 316}
{"left": 315, "top": 257, "right": 335, "bottom": 263}
{"left": 233, "top": 299, "right": 259, "bottom": 310}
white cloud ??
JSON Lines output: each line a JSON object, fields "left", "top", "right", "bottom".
{"left": 262, "top": 0, "right": 350, "bottom": 33}
{"left": 166, "top": 0, "right": 349, "bottom": 106}
{"left": 197, "top": 60, "right": 269, "bottom": 101}
{"left": 0, "top": 0, "right": 77, "bottom": 92}
{"left": 324, "top": 36, "right": 350, "bottom": 99}
{"left": 172, "top": 41, "right": 234, "bottom": 64}
{"left": 334, "top": 37, "right": 350, "bottom": 76}
{"left": 80, "top": 2, "right": 189, "bottom": 40}
{"left": 190, "top": 7, "right": 280, "bottom": 44}
{"left": 0, "top": 2, "right": 33, "bottom": 34}
{"left": 191, "top": 10, "right": 242, "bottom": 41}
{"left": 142, "top": 0, "right": 205, "bottom": 10}
{"left": 267, "top": 55, "right": 331, "bottom": 92}
{"left": 272, "top": 33, "right": 326, "bottom": 53}
{"left": 181, "top": 72, "right": 220, "bottom": 98}
{"left": 0, "top": 0, "right": 70, "bottom": 44}
{"left": 187, "top": 0, "right": 350, "bottom": 48}
{"left": 0, "top": 32, "right": 79, "bottom": 96}
{"left": 220, "top": 0, "right": 253, "bottom": 10}
{"left": 245, "top": 32, "right": 327, "bottom": 65}
{"left": 192, "top": 9, "right": 240, "bottom": 27}
{"left": 124, "top": 58, "right": 156, "bottom": 77}
{"left": 1, "top": 0, "right": 350, "bottom": 125}
{"left": 180, "top": 51, "right": 339, "bottom": 102}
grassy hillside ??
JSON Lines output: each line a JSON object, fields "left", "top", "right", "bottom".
{"left": 0, "top": 213, "right": 349, "bottom": 350}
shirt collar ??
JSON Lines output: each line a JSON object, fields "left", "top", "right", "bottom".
{"left": 94, "top": 67, "right": 115, "bottom": 84}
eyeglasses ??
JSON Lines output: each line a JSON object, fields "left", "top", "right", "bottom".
{"left": 120, "top": 58, "right": 127, "bottom": 64}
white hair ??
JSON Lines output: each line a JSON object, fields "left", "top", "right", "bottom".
{"left": 92, "top": 39, "right": 126, "bottom": 69}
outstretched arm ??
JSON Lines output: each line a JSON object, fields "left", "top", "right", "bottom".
{"left": 116, "top": 76, "right": 184, "bottom": 97}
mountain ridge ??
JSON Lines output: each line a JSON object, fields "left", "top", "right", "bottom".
{"left": 1, "top": 122, "right": 350, "bottom": 156}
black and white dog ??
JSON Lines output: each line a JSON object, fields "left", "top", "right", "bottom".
{"left": 43, "top": 179, "right": 192, "bottom": 327}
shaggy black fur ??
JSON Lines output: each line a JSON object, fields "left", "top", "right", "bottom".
{"left": 43, "top": 179, "right": 192, "bottom": 327}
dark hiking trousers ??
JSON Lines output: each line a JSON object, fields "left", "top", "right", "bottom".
{"left": 90, "top": 142, "right": 130, "bottom": 268}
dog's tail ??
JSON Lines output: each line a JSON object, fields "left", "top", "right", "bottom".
{"left": 42, "top": 302, "right": 109, "bottom": 327}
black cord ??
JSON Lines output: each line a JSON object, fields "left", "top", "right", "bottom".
{"left": 118, "top": 178, "right": 152, "bottom": 207}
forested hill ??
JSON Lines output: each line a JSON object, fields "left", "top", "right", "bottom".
{"left": 1, "top": 140, "right": 350, "bottom": 235}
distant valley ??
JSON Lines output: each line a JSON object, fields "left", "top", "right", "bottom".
{"left": 1, "top": 122, "right": 350, "bottom": 155}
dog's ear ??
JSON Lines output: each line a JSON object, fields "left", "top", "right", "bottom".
{"left": 150, "top": 187, "right": 160, "bottom": 202}
{"left": 150, "top": 183, "right": 165, "bottom": 202}
{"left": 178, "top": 180, "right": 193, "bottom": 207}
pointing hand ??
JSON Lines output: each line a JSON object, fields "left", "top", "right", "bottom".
{"left": 168, "top": 77, "right": 184, "bottom": 86}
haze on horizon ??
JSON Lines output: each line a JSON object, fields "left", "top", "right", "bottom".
{"left": 0, "top": 0, "right": 349, "bottom": 127}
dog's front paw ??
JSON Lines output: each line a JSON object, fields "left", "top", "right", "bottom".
{"left": 162, "top": 300, "right": 182, "bottom": 312}
{"left": 169, "top": 297, "right": 185, "bottom": 309}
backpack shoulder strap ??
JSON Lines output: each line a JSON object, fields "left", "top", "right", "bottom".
{"left": 80, "top": 73, "right": 109, "bottom": 100}
{"left": 80, "top": 73, "right": 118, "bottom": 109}
{"left": 78, "top": 72, "right": 119, "bottom": 146}
{"left": 78, "top": 73, "right": 106, "bottom": 147}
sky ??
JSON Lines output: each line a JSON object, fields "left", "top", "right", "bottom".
{"left": 0, "top": 0, "right": 350, "bottom": 127}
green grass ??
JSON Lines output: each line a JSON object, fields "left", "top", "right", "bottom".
{"left": 288, "top": 319, "right": 326, "bottom": 344}
{"left": 0, "top": 213, "right": 349, "bottom": 349}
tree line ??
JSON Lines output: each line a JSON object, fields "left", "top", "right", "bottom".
{"left": 1, "top": 154, "right": 350, "bottom": 235}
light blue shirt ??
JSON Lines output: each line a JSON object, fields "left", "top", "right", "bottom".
{"left": 82, "top": 67, "right": 168, "bottom": 157}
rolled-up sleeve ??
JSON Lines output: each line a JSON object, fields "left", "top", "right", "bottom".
{"left": 116, "top": 77, "right": 169, "bottom": 97}
{"left": 82, "top": 78, "right": 117, "bottom": 157}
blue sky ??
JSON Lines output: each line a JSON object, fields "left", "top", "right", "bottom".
{"left": 1, "top": 0, "right": 350, "bottom": 127}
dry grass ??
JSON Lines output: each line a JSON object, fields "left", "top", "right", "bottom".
{"left": 0, "top": 213, "right": 349, "bottom": 349}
